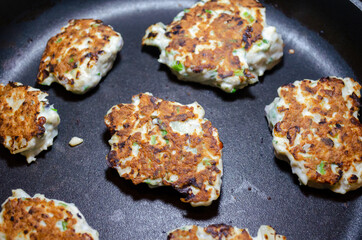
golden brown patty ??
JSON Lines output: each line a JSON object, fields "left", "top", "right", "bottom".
{"left": 265, "top": 77, "right": 362, "bottom": 193}
{"left": 0, "top": 189, "right": 99, "bottom": 240}
{"left": 37, "top": 19, "right": 123, "bottom": 94}
{"left": 168, "top": 224, "right": 286, "bottom": 240}
{"left": 142, "top": 0, "right": 283, "bottom": 92}
{"left": 104, "top": 93, "right": 223, "bottom": 206}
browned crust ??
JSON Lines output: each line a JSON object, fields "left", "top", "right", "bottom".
{"left": 0, "top": 82, "right": 46, "bottom": 153}
{"left": 167, "top": 224, "right": 253, "bottom": 240}
{"left": 144, "top": 0, "right": 264, "bottom": 80}
{"left": 37, "top": 19, "right": 119, "bottom": 86}
{"left": 274, "top": 77, "right": 362, "bottom": 186}
{"left": 0, "top": 197, "right": 94, "bottom": 240}
{"left": 104, "top": 93, "right": 223, "bottom": 204}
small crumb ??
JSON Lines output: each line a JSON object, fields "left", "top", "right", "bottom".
{"left": 247, "top": 187, "right": 252, "bottom": 191}
{"left": 267, "top": 196, "right": 272, "bottom": 200}
{"left": 69, "top": 137, "right": 84, "bottom": 147}
{"left": 288, "top": 49, "right": 295, "bottom": 54}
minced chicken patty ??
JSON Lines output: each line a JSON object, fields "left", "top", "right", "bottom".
{"left": 0, "top": 82, "right": 60, "bottom": 163}
{"left": 104, "top": 93, "right": 223, "bottom": 206}
{"left": 37, "top": 19, "right": 123, "bottom": 94}
{"left": 265, "top": 77, "right": 362, "bottom": 193}
{"left": 142, "top": 0, "right": 283, "bottom": 93}
{"left": 168, "top": 224, "right": 286, "bottom": 240}
{"left": 0, "top": 189, "right": 99, "bottom": 240}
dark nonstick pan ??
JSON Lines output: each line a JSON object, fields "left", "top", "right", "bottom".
{"left": 0, "top": 0, "right": 361, "bottom": 239}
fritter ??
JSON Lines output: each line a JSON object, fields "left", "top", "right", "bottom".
{"left": 265, "top": 77, "right": 362, "bottom": 193}
{"left": 37, "top": 19, "right": 123, "bottom": 94}
{"left": 142, "top": 0, "right": 283, "bottom": 93}
{"left": 0, "top": 189, "right": 99, "bottom": 240}
{"left": 167, "top": 224, "right": 286, "bottom": 240}
{"left": 0, "top": 82, "right": 60, "bottom": 163}
{"left": 104, "top": 93, "right": 223, "bottom": 206}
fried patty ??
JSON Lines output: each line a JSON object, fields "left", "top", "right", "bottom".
{"left": 167, "top": 224, "right": 286, "bottom": 240}
{"left": 0, "top": 82, "right": 60, "bottom": 163}
{"left": 0, "top": 189, "right": 99, "bottom": 240}
{"left": 104, "top": 93, "right": 223, "bottom": 206}
{"left": 37, "top": 19, "right": 123, "bottom": 94}
{"left": 265, "top": 77, "right": 362, "bottom": 193}
{"left": 142, "top": 0, "right": 283, "bottom": 92}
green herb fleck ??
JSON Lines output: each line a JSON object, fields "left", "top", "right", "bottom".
{"left": 62, "top": 221, "right": 68, "bottom": 231}
{"left": 91, "top": 23, "right": 100, "bottom": 27}
{"left": 83, "top": 86, "right": 90, "bottom": 91}
{"left": 234, "top": 69, "right": 244, "bottom": 76}
{"left": 51, "top": 108, "right": 58, "bottom": 112}
{"left": 171, "top": 61, "right": 184, "bottom": 72}
{"left": 243, "top": 11, "right": 254, "bottom": 22}
{"left": 161, "top": 130, "right": 167, "bottom": 136}
{"left": 97, "top": 73, "right": 101, "bottom": 76}
{"left": 184, "top": 9, "right": 190, "bottom": 13}
{"left": 151, "top": 135, "right": 157, "bottom": 145}
{"left": 176, "top": 107, "right": 180, "bottom": 113}
{"left": 69, "top": 57, "right": 74, "bottom": 63}
{"left": 56, "top": 38, "right": 62, "bottom": 43}
{"left": 262, "top": 39, "right": 269, "bottom": 44}
{"left": 132, "top": 142, "right": 139, "bottom": 147}
{"left": 144, "top": 179, "right": 152, "bottom": 185}
{"left": 205, "top": 9, "right": 212, "bottom": 14}
{"left": 266, "top": 57, "right": 274, "bottom": 64}
{"left": 203, "top": 158, "right": 212, "bottom": 166}
{"left": 317, "top": 161, "right": 326, "bottom": 175}
{"left": 59, "top": 202, "right": 67, "bottom": 207}
{"left": 232, "top": 50, "right": 237, "bottom": 54}
{"left": 165, "top": 139, "right": 169, "bottom": 144}
{"left": 231, "top": 88, "right": 236, "bottom": 93}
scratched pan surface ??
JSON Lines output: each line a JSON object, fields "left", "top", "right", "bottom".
{"left": 0, "top": 0, "right": 361, "bottom": 239}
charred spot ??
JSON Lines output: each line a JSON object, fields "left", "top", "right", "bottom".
{"left": 350, "top": 117, "right": 360, "bottom": 126}
{"left": 24, "top": 230, "right": 29, "bottom": 234}
{"left": 48, "top": 64, "right": 55, "bottom": 73}
{"left": 321, "top": 138, "right": 334, "bottom": 147}
{"left": 173, "top": 24, "right": 182, "bottom": 30}
{"left": 77, "top": 213, "right": 82, "bottom": 219}
{"left": 172, "top": 30, "right": 180, "bottom": 35}
{"left": 192, "top": 66, "right": 203, "bottom": 73}
{"left": 10, "top": 216, "right": 14, "bottom": 221}
{"left": 243, "top": 69, "right": 253, "bottom": 78}
{"left": 348, "top": 174, "right": 358, "bottom": 183}
{"left": 350, "top": 92, "right": 360, "bottom": 107}
{"left": 118, "top": 142, "right": 125, "bottom": 149}
{"left": 205, "top": 224, "right": 232, "bottom": 238}
{"left": 282, "top": 83, "right": 295, "bottom": 88}
{"left": 107, "top": 150, "right": 119, "bottom": 167}
{"left": 165, "top": 31, "right": 171, "bottom": 38}
{"left": 274, "top": 122, "right": 282, "bottom": 132}
{"left": 147, "top": 31, "right": 158, "bottom": 39}
{"left": 177, "top": 38, "right": 186, "bottom": 47}
{"left": 123, "top": 123, "right": 129, "bottom": 128}
{"left": 319, "top": 77, "right": 330, "bottom": 82}
{"left": 319, "top": 119, "right": 326, "bottom": 124}
{"left": 174, "top": 114, "right": 188, "bottom": 121}
{"left": 335, "top": 123, "right": 342, "bottom": 129}
{"left": 84, "top": 52, "right": 93, "bottom": 58}
{"left": 98, "top": 50, "right": 105, "bottom": 55}
{"left": 304, "top": 86, "right": 315, "bottom": 94}
{"left": 218, "top": 71, "right": 233, "bottom": 78}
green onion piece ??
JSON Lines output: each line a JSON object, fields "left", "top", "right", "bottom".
{"left": 69, "top": 57, "right": 74, "bottom": 63}
{"left": 266, "top": 57, "right": 274, "bottom": 64}
{"left": 243, "top": 11, "right": 250, "bottom": 17}
{"left": 161, "top": 130, "right": 167, "bottom": 136}
{"left": 165, "top": 139, "right": 169, "bottom": 144}
{"left": 234, "top": 69, "right": 244, "bottom": 76}
{"left": 62, "top": 221, "right": 68, "bottom": 231}
{"left": 176, "top": 107, "right": 180, "bottom": 113}
{"left": 97, "top": 73, "right": 101, "bottom": 76}
{"left": 317, "top": 161, "right": 326, "bottom": 175}
{"left": 171, "top": 61, "right": 184, "bottom": 72}
{"left": 51, "top": 108, "right": 58, "bottom": 112}
{"left": 91, "top": 23, "right": 100, "bottom": 27}
{"left": 203, "top": 158, "right": 212, "bottom": 166}
{"left": 262, "top": 39, "right": 269, "bottom": 44}
{"left": 151, "top": 135, "right": 157, "bottom": 145}
{"left": 56, "top": 38, "right": 62, "bottom": 43}
{"left": 205, "top": 9, "right": 212, "bottom": 14}
{"left": 232, "top": 50, "right": 237, "bottom": 54}
{"left": 132, "top": 142, "right": 138, "bottom": 146}
{"left": 231, "top": 88, "right": 236, "bottom": 93}
{"left": 184, "top": 9, "right": 190, "bottom": 13}
{"left": 59, "top": 202, "right": 67, "bottom": 207}
{"left": 83, "top": 86, "right": 90, "bottom": 91}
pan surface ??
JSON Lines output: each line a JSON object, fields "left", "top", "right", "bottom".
{"left": 0, "top": 0, "right": 361, "bottom": 239}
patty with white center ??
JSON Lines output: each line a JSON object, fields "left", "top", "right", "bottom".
{"left": 167, "top": 224, "right": 286, "bottom": 240}
{"left": 142, "top": 0, "right": 283, "bottom": 93}
{"left": 0, "top": 82, "right": 60, "bottom": 163}
{"left": 265, "top": 77, "right": 362, "bottom": 193}
{"left": 37, "top": 19, "right": 123, "bottom": 94}
{"left": 104, "top": 93, "right": 223, "bottom": 206}
{"left": 0, "top": 189, "right": 99, "bottom": 240}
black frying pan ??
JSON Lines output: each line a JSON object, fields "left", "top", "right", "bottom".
{"left": 0, "top": 0, "right": 361, "bottom": 239}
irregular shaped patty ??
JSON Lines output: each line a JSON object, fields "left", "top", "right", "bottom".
{"left": 142, "top": 0, "right": 283, "bottom": 93}
{"left": 265, "top": 77, "right": 362, "bottom": 193}
{"left": 167, "top": 224, "right": 286, "bottom": 240}
{"left": 0, "top": 82, "right": 60, "bottom": 163}
{"left": 104, "top": 93, "right": 223, "bottom": 206}
{"left": 0, "top": 189, "right": 99, "bottom": 240}
{"left": 37, "top": 19, "right": 123, "bottom": 94}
